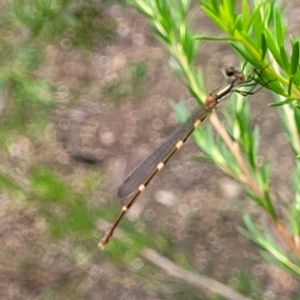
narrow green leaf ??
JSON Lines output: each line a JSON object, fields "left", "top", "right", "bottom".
{"left": 242, "top": 215, "right": 261, "bottom": 237}
{"left": 274, "top": 6, "right": 285, "bottom": 45}
{"left": 211, "top": 0, "right": 221, "bottom": 15}
{"left": 269, "top": 97, "right": 297, "bottom": 107}
{"left": 262, "top": 1, "right": 275, "bottom": 27}
{"left": 279, "top": 45, "right": 289, "bottom": 71}
{"left": 260, "top": 74, "right": 287, "bottom": 97}
{"left": 193, "top": 155, "right": 214, "bottom": 164}
{"left": 233, "top": 15, "right": 243, "bottom": 32}
{"left": 260, "top": 32, "right": 267, "bottom": 60}
{"left": 290, "top": 204, "right": 300, "bottom": 239}
{"left": 129, "top": 0, "right": 153, "bottom": 18}
{"left": 264, "top": 28, "right": 282, "bottom": 66}
{"left": 179, "top": 0, "right": 191, "bottom": 13}
{"left": 292, "top": 68, "right": 300, "bottom": 88}
{"left": 193, "top": 34, "right": 236, "bottom": 42}
{"left": 154, "top": 0, "right": 172, "bottom": 35}
{"left": 245, "top": 190, "right": 266, "bottom": 209}
{"left": 252, "top": 8, "right": 263, "bottom": 42}
{"left": 241, "top": 0, "right": 250, "bottom": 31}
{"left": 246, "top": 1, "right": 265, "bottom": 33}
{"left": 290, "top": 41, "right": 299, "bottom": 76}
{"left": 256, "top": 165, "right": 277, "bottom": 220}
{"left": 293, "top": 103, "right": 300, "bottom": 135}
{"left": 223, "top": 0, "right": 237, "bottom": 22}
{"left": 201, "top": 6, "right": 226, "bottom": 31}
{"left": 275, "top": 191, "right": 289, "bottom": 210}
{"left": 288, "top": 76, "right": 294, "bottom": 96}
{"left": 181, "top": 28, "right": 198, "bottom": 65}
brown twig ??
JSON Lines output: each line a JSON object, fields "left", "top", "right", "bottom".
{"left": 209, "top": 112, "right": 300, "bottom": 261}
{"left": 142, "top": 248, "right": 254, "bottom": 300}
{"left": 209, "top": 112, "right": 262, "bottom": 197}
{"left": 98, "top": 220, "right": 253, "bottom": 300}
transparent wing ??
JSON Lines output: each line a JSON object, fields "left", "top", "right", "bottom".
{"left": 117, "top": 106, "right": 210, "bottom": 198}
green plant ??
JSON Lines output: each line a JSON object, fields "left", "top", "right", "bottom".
{"left": 127, "top": 0, "right": 300, "bottom": 278}
{"left": 0, "top": 0, "right": 118, "bottom": 243}
{"left": 0, "top": 0, "right": 116, "bottom": 145}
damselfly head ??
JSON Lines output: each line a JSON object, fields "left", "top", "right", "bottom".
{"left": 225, "top": 66, "right": 245, "bottom": 84}
{"left": 225, "top": 66, "right": 238, "bottom": 77}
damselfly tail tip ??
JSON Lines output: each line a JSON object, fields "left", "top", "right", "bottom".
{"left": 98, "top": 229, "right": 112, "bottom": 249}
{"left": 100, "top": 66, "right": 257, "bottom": 248}
{"left": 98, "top": 235, "right": 107, "bottom": 249}
{"left": 98, "top": 241, "right": 105, "bottom": 250}
{"left": 98, "top": 236, "right": 108, "bottom": 249}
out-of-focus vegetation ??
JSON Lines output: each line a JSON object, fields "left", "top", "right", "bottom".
{"left": 130, "top": 0, "right": 300, "bottom": 279}
{"left": 0, "top": 1, "right": 119, "bottom": 298}
{"left": 0, "top": 0, "right": 115, "bottom": 142}
{"left": 0, "top": 0, "right": 117, "bottom": 239}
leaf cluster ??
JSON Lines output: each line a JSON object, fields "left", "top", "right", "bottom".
{"left": 129, "top": 0, "right": 300, "bottom": 279}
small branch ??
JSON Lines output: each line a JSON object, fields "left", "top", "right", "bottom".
{"left": 98, "top": 220, "right": 252, "bottom": 300}
{"left": 210, "top": 113, "right": 300, "bottom": 261}
{"left": 142, "top": 248, "right": 254, "bottom": 300}
{"left": 275, "top": 220, "right": 300, "bottom": 261}
{"left": 209, "top": 112, "right": 262, "bottom": 197}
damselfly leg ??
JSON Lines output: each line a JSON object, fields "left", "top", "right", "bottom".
{"left": 99, "top": 66, "right": 260, "bottom": 248}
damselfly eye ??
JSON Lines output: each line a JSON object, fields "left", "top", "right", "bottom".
{"left": 100, "top": 65, "right": 259, "bottom": 248}
{"left": 225, "top": 66, "right": 237, "bottom": 77}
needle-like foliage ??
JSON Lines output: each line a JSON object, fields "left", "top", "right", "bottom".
{"left": 128, "top": 0, "right": 300, "bottom": 278}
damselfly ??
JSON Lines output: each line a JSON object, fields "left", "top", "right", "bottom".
{"left": 99, "top": 66, "right": 258, "bottom": 248}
